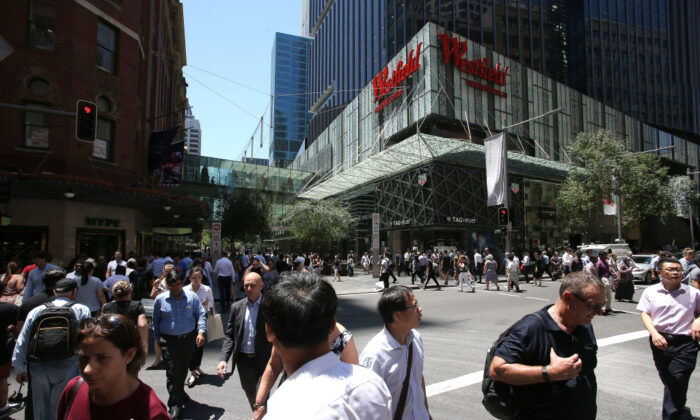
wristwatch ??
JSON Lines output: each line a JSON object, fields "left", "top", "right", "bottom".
{"left": 542, "top": 365, "right": 551, "bottom": 383}
{"left": 253, "top": 402, "right": 266, "bottom": 410}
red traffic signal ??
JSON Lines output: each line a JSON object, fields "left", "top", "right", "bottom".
{"left": 498, "top": 207, "right": 509, "bottom": 226}
{"left": 75, "top": 100, "right": 97, "bottom": 142}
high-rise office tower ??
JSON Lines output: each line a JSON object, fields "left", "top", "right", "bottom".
{"left": 185, "top": 108, "right": 201, "bottom": 156}
{"left": 269, "top": 32, "right": 313, "bottom": 168}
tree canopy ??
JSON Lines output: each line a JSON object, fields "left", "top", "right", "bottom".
{"left": 557, "top": 130, "right": 676, "bottom": 237}
{"left": 220, "top": 189, "right": 271, "bottom": 245}
{"left": 282, "top": 199, "right": 356, "bottom": 250}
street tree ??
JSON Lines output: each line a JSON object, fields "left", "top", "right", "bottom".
{"left": 283, "top": 199, "right": 356, "bottom": 251}
{"left": 220, "top": 189, "right": 271, "bottom": 246}
{"left": 558, "top": 130, "right": 676, "bottom": 238}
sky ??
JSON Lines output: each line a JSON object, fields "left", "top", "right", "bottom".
{"left": 182, "top": 0, "right": 302, "bottom": 161}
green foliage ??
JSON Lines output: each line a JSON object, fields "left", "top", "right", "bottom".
{"left": 282, "top": 199, "right": 356, "bottom": 250}
{"left": 557, "top": 130, "right": 676, "bottom": 237}
{"left": 220, "top": 189, "right": 271, "bottom": 245}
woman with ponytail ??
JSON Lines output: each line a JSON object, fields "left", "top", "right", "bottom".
{"left": 75, "top": 261, "right": 106, "bottom": 317}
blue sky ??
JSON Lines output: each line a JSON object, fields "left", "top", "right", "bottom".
{"left": 182, "top": 0, "right": 302, "bottom": 161}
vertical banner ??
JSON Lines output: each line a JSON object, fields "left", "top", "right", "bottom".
{"left": 603, "top": 196, "right": 617, "bottom": 215}
{"left": 148, "top": 127, "right": 182, "bottom": 186}
{"left": 211, "top": 222, "right": 222, "bottom": 263}
{"left": 485, "top": 133, "right": 507, "bottom": 206}
{"left": 372, "top": 213, "right": 380, "bottom": 278}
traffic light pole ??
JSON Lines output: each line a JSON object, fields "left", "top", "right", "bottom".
{"left": 501, "top": 119, "right": 512, "bottom": 254}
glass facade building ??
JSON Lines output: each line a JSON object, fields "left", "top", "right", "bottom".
{"left": 269, "top": 33, "right": 313, "bottom": 168}
{"left": 304, "top": 0, "right": 699, "bottom": 144}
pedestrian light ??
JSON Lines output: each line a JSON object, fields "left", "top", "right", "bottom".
{"left": 75, "top": 100, "right": 97, "bottom": 142}
{"left": 498, "top": 207, "right": 509, "bottom": 226}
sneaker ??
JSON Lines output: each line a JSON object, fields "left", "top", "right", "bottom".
{"left": 186, "top": 373, "right": 197, "bottom": 388}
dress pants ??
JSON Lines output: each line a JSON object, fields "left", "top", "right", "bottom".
{"left": 160, "top": 330, "right": 196, "bottom": 409}
{"left": 29, "top": 357, "right": 78, "bottom": 420}
{"left": 600, "top": 276, "right": 612, "bottom": 311}
{"left": 380, "top": 273, "right": 390, "bottom": 290}
{"left": 237, "top": 354, "right": 262, "bottom": 410}
{"left": 217, "top": 275, "right": 232, "bottom": 312}
{"left": 651, "top": 336, "right": 699, "bottom": 420}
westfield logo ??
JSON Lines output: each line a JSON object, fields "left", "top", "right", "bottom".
{"left": 372, "top": 42, "right": 422, "bottom": 112}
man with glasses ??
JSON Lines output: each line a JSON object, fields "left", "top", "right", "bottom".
{"left": 360, "top": 285, "right": 432, "bottom": 419}
{"left": 637, "top": 257, "right": 700, "bottom": 420}
{"left": 152, "top": 271, "right": 206, "bottom": 419}
{"left": 489, "top": 271, "right": 605, "bottom": 419}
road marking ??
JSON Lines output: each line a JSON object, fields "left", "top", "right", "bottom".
{"left": 496, "top": 292, "right": 520, "bottom": 298}
{"left": 525, "top": 296, "right": 550, "bottom": 301}
{"left": 613, "top": 309, "right": 639, "bottom": 315}
{"left": 425, "top": 329, "right": 648, "bottom": 398}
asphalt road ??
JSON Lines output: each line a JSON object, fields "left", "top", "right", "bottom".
{"left": 6, "top": 273, "right": 700, "bottom": 419}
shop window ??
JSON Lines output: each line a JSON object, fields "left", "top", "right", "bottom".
{"left": 28, "top": 0, "right": 56, "bottom": 50}
{"left": 96, "top": 21, "right": 117, "bottom": 74}
{"left": 24, "top": 102, "right": 50, "bottom": 149}
{"left": 93, "top": 118, "right": 114, "bottom": 160}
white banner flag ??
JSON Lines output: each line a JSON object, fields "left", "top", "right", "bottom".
{"left": 485, "top": 133, "right": 507, "bottom": 206}
{"left": 603, "top": 196, "right": 617, "bottom": 215}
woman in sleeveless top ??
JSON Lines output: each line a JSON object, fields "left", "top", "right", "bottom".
{"left": 483, "top": 255, "right": 499, "bottom": 291}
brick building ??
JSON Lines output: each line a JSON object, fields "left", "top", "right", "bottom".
{"left": 0, "top": 0, "right": 203, "bottom": 267}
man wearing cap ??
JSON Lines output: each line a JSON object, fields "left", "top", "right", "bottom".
{"left": 12, "top": 277, "right": 91, "bottom": 420}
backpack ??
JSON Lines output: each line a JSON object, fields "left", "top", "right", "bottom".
{"left": 481, "top": 312, "right": 554, "bottom": 419}
{"left": 29, "top": 302, "right": 79, "bottom": 362}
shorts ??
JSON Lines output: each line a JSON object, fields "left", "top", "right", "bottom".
{"left": 0, "top": 362, "right": 11, "bottom": 379}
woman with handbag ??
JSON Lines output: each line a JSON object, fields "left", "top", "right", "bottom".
{"left": 184, "top": 267, "right": 214, "bottom": 387}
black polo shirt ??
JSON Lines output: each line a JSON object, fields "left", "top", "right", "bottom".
{"left": 495, "top": 305, "right": 598, "bottom": 420}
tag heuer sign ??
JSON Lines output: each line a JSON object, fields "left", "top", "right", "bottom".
{"left": 418, "top": 173, "right": 427, "bottom": 186}
{"left": 511, "top": 183, "right": 520, "bottom": 194}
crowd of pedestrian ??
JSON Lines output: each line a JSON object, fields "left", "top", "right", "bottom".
{"left": 0, "top": 243, "right": 699, "bottom": 419}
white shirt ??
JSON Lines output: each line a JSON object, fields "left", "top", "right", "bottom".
{"left": 361, "top": 255, "right": 370, "bottom": 265}
{"left": 106, "top": 260, "right": 127, "bottom": 277}
{"left": 204, "top": 261, "right": 213, "bottom": 273}
{"left": 404, "top": 252, "right": 411, "bottom": 261}
{"left": 360, "top": 328, "right": 429, "bottom": 420}
{"left": 183, "top": 283, "right": 214, "bottom": 308}
{"left": 242, "top": 295, "right": 262, "bottom": 353}
{"left": 213, "top": 257, "right": 235, "bottom": 277}
{"left": 562, "top": 252, "right": 572, "bottom": 267}
{"left": 522, "top": 255, "right": 530, "bottom": 266}
{"left": 637, "top": 282, "right": 700, "bottom": 336}
{"left": 474, "top": 252, "right": 483, "bottom": 264}
{"left": 265, "top": 352, "right": 391, "bottom": 420}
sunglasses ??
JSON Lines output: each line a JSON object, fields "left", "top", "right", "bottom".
{"left": 80, "top": 315, "right": 125, "bottom": 332}
{"left": 571, "top": 293, "right": 604, "bottom": 311}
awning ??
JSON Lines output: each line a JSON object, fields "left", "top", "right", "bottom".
{"left": 297, "top": 133, "right": 571, "bottom": 200}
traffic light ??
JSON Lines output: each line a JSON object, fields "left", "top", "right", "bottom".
{"left": 498, "top": 207, "right": 509, "bottom": 226}
{"left": 75, "top": 100, "right": 97, "bottom": 142}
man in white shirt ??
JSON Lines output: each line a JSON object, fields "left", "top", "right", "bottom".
{"left": 651, "top": 250, "right": 664, "bottom": 281}
{"left": 562, "top": 248, "right": 573, "bottom": 275}
{"left": 638, "top": 257, "right": 700, "bottom": 420}
{"left": 521, "top": 251, "right": 531, "bottom": 283}
{"left": 262, "top": 272, "right": 391, "bottom": 419}
{"left": 213, "top": 252, "right": 235, "bottom": 312}
{"left": 473, "top": 249, "right": 484, "bottom": 283}
{"left": 105, "top": 250, "right": 127, "bottom": 278}
{"left": 360, "top": 285, "right": 431, "bottom": 420}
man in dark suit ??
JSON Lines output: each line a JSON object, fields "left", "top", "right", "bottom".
{"left": 217, "top": 272, "right": 272, "bottom": 412}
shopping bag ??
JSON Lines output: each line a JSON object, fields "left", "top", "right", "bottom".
{"left": 206, "top": 308, "right": 225, "bottom": 342}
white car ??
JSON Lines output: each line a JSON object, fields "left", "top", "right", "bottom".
{"left": 624, "top": 254, "right": 655, "bottom": 284}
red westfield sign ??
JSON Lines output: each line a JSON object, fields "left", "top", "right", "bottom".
{"left": 438, "top": 34, "right": 508, "bottom": 98}
{"left": 372, "top": 42, "right": 422, "bottom": 113}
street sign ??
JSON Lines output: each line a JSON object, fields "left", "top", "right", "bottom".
{"left": 211, "top": 222, "right": 222, "bottom": 263}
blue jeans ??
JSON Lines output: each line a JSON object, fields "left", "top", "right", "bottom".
{"left": 29, "top": 357, "right": 79, "bottom": 420}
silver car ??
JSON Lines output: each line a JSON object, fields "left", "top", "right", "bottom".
{"left": 624, "top": 254, "right": 655, "bottom": 284}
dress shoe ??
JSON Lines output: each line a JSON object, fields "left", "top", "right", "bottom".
{"left": 169, "top": 406, "right": 181, "bottom": 419}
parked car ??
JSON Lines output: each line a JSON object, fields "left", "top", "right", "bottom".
{"left": 622, "top": 254, "right": 655, "bottom": 284}
{"left": 578, "top": 243, "right": 633, "bottom": 258}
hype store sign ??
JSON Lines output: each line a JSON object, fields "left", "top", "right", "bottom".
{"left": 371, "top": 31, "right": 509, "bottom": 114}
